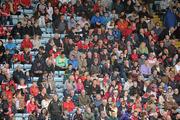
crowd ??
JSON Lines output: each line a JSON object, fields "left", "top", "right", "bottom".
{"left": 0, "top": 0, "right": 180, "bottom": 120}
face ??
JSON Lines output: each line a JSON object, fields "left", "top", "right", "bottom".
{"left": 174, "top": 89, "right": 179, "bottom": 95}
{"left": 53, "top": 95, "right": 58, "bottom": 101}
{"left": 66, "top": 96, "right": 71, "bottom": 102}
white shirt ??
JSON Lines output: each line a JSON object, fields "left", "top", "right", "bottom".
{"left": 175, "top": 64, "right": 180, "bottom": 73}
{"left": 41, "top": 99, "right": 51, "bottom": 109}
{"left": 17, "top": 85, "right": 27, "bottom": 89}
{"left": 47, "top": 7, "right": 53, "bottom": 20}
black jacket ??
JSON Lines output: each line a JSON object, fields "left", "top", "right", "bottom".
{"left": 48, "top": 100, "right": 62, "bottom": 116}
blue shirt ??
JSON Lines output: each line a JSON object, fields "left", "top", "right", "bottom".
{"left": 5, "top": 43, "right": 16, "bottom": 55}
{"left": 90, "top": 15, "right": 104, "bottom": 25}
{"left": 68, "top": 59, "right": 79, "bottom": 69}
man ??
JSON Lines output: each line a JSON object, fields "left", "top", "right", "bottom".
{"left": 53, "top": 33, "right": 64, "bottom": 50}
{"left": 54, "top": 14, "right": 67, "bottom": 34}
{"left": 55, "top": 52, "right": 68, "bottom": 71}
{"left": 11, "top": 22, "right": 23, "bottom": 38}
{"left": 91, "top": 12, "right": 104, "bottom": 27}
{"left": 79, "top": 89, "right": 91, "bottom": 107}
{"left": 5, "top": 37, "right": 16, "bottom": 55}
{"left": 48, "top": 94, "right": 63, "bottom": 120}
{"left": 31, "top": 46, "right": 46, "bottom": 77}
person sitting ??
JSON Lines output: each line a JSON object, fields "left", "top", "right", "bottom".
{"left": 91, "top": 12, "right": 104, "bottom": 28}
{"left": 63, "top": 96, "right": 75, "bottom": 113}
{"left": 20, "top": 48, "right": 32, "bottom": 64}
{"left": 20, "top": 34, "right": 33, "bottom": 51}
{"left": 140, "top": 60, "right": 151, "bottom": 79}
{"left": 30, "top": 81, "right": 39, "bottom": 97}
{"left": 26, "top": 97, "right": 38, "bottom": 113}
{"left": 55, "top": 52, "right": 68, "bottom": 71}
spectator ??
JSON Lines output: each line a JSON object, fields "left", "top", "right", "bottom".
{"left": 140, "top": 60, "right": 151, "bottom": 78}
{"left": 54, "top": 14, "right": 67, "bottom": 34}
{"left": 31, "top": 51, "right": 45, "bottom": 77}
{"left": 30, "top": 81, "right": 39, "bottom": 97}
{"left": 164, "top": 7, "right": 177, "bottom": 29}
{"left": 46, "top": 2, "right": 53, "bottom": 21}
{"left": 21, "top": 0, "right": 31, "bottom": 8}
{"left": 20, "top": 48, "right": 32, "bottom": 64}
{"left": 5, "top": 37, "right": 16, "bottom": 55}
{"left": 63, "top": 96, "right": 75, "bottom": 113}
{"left": 13, "top": 65, "right": 26, "bottom": 84}
{"left": 83, "top": 106, "right": 95, "bottom": 120}
{"left": 15, "top": 89, "right": 26, "bottom": 113}
{"left": 55, "top": 52, "right": 68, "bottom": 71}
{"left": 48, "top": 94, "right": 63, "bottom": 120}
{"left": 24, "top": 20, "right": 34, "bottom": 37}
{"left": 21, "top": 35, "right": 33, "bottom": 50}
{"left": 28, "top": 110, "right": 37, "bottom": 120}
{"left": 79, "top": 89, "right": 91, "bottom": 107}
{"left": 0, "top": 3, "right": 12, "bottom": 25}
{"left": 91, "top": 12, "right": 104, "bottom": 27}
{"left": 112, "top": 0, "right": 124, "bottom": 14}
{"left": 1, "top": 0, "right": 180, "bottom": 120}
{"left": 11, "top": 22, "right": 23, "bottom": 39}
{"left": 38, "top": 108, "right": 48, "bottom": 120}
{"left": 72, "top": 107, "right": 83, "bottom": 120}
{"left": 26, "top": 97, "right": 38, "bottom": 113}
{"left": 138, "top": 42, "right": 149, "bottom": 56}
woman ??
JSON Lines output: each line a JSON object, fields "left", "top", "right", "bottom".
{"left": 21, "top": 34, "right": 33, "bottom": 50}
{"left": 15, "top": 89, "right": 26, "bottom": 113}
{"left": 109, "top": 103, "right": 118, "bottom": 120}
{"left": 0, "top": 3, "right": 12, "bottom": 25}
{"left": 138, "top": 42, "right": 148, "bottom": 56}
{"left": 41, "top": 95, "right": 51, "bottom": 110}
{"left": 63, "top": 96, "right": 75, "bottom": 113}
{"left": 75, "top": 78, "right": 84, "bottom": 93}
{"left": 26, "top": 97, "right": 38, "bottom": 113}
{"left": 17, "top": 78, "right": 27, "bottom": 93}
{"left": 30, "top": 81, "right": 39, "bottom": 97}
{"left": 38, "top": 108, "right": 48, "bottom": 120}
{"left": 46, "top": 2, "right": 53, "bottom": 21}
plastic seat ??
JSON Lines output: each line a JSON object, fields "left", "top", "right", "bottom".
{"left": 15, "top": 113, "right": 23, "bottom": 120}
{"left": 42, "top": 34, "right": 51, "bottom": 38}
{"left": 23, "top": 64, "right": 32, "bottom": 69}
{"left": 1, "top": 39, "right": 7, "bottom": 43}
{"left": 13, "top": 64, "right": 23, "bottom": 69}
{"left": 41, "top": 38, "right": 49, "bottom": 44}
{"left": 12, "top": 15, "right": 18, "bottom": 19}
{"left": 12, "top": 19, "right": 18, "bottom": 25}
{"left": 27, "top": 83, "right": 32, "bottom": 88}
{"left": 24, "top": 9, "right": 33, "bottom": 14}
{"left": 56, "top": 88, "right": 64, "bottom": 93}
{"left": 32, "top": 77, "right": 39, "bottom": 82}
{"left": 59, "top": 71, "right": 65, "bottom": 75}
{"left": 76, "top": 16, "right": 82, "bottom": 21}
{"left": 41, "top": 28, "right": 46, "bottom": 33}
{"left": 60, "top": 34, "right": 66, "bottom": 39}
{"left": 15, "top": 39, "right": 23, "bottom": 44}
{"left": 54, "top": 77, "right": 63, "bottom": 82}
{"left": 16, "top": 44, "right": 21, "bottom": 50}
{"left": 30, "top": 51, "right": 37, "bottom": 57}
{"left": 57, "top": 93, "right": 64, "bottom": 98}
{"left": 46, "top": 28, "right": 53, "bottom": 34}
{"left": 55, "top": 82, "right": 64, "bottom": 88}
